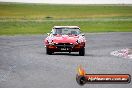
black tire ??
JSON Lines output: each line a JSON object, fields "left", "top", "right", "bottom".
{"left": 79, "top": 48, "right": 85, "bottom": 56}
{"left": 46, "top": 47, "right": 52, "bottom": 55}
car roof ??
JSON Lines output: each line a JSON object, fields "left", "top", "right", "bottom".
{"left": 53, "top": 26, "right": 80, "bottom": 29}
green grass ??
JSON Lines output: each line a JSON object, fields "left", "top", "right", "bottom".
{"left": 0, "top": 3, "right": 132, "bottom": 35}
{"left": 0, "top": 3, "right": 132, "bottom": 19}
{"left": 0, "top": 21, "right": 131, "bottom": 35}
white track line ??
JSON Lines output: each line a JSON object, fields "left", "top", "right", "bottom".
{"left": 0, "top": 18, "right": 132, "bottom": 22}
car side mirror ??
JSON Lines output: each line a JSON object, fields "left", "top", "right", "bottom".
{"left": 81, "top": 34, "right": 85, "bottom": 36}
{"left": 47, "top": 33, "right": 50, "bottom": 36}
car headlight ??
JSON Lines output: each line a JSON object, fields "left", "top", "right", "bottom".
{"left": 76, "top": 39, "right": 82, "bottom": 44}
{"left": 48, "top": 40, "right": 54, "bottom": 44}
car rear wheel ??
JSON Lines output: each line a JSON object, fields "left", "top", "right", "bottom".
{"left": 46, "top": 47, "right": 52, "bottom": 55}
{"left": 79, "top": 48, "right": 85, "bottom": 56}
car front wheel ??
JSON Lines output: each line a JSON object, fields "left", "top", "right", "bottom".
{"left": 79, "top": 48, "right": 85, "bottom": 56}
{"left": 46, "top": 47, "right": 52, "bottom": 55}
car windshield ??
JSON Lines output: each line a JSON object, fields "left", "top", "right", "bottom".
{"left": 53, "top": 28, "right": 80, "bottom": 35}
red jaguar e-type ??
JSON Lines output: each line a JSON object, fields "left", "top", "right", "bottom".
{"left": 44, "top": 26, "right": 86, "bottom": 56}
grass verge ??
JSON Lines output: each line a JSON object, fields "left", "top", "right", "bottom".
{"left": 0, "top": 3, "right": 132, "bottom": 35}
{"left": 0, "top": 20, "right": 132, "bottom": 35}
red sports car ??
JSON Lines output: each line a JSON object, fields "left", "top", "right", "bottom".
{"left": 44, "top": 26, "right": 86, "bottom": 56}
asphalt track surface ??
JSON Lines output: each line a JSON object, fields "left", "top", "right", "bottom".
{"left": 0, "top": 32, "right": 132, "bottom": 88}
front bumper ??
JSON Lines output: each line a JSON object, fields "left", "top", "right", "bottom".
{"left": 46, "top": 43, "right": 85, "bottom": 52}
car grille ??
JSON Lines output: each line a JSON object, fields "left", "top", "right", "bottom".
{"left": 55, "top": 43, "right": 74, "bottom": 48}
